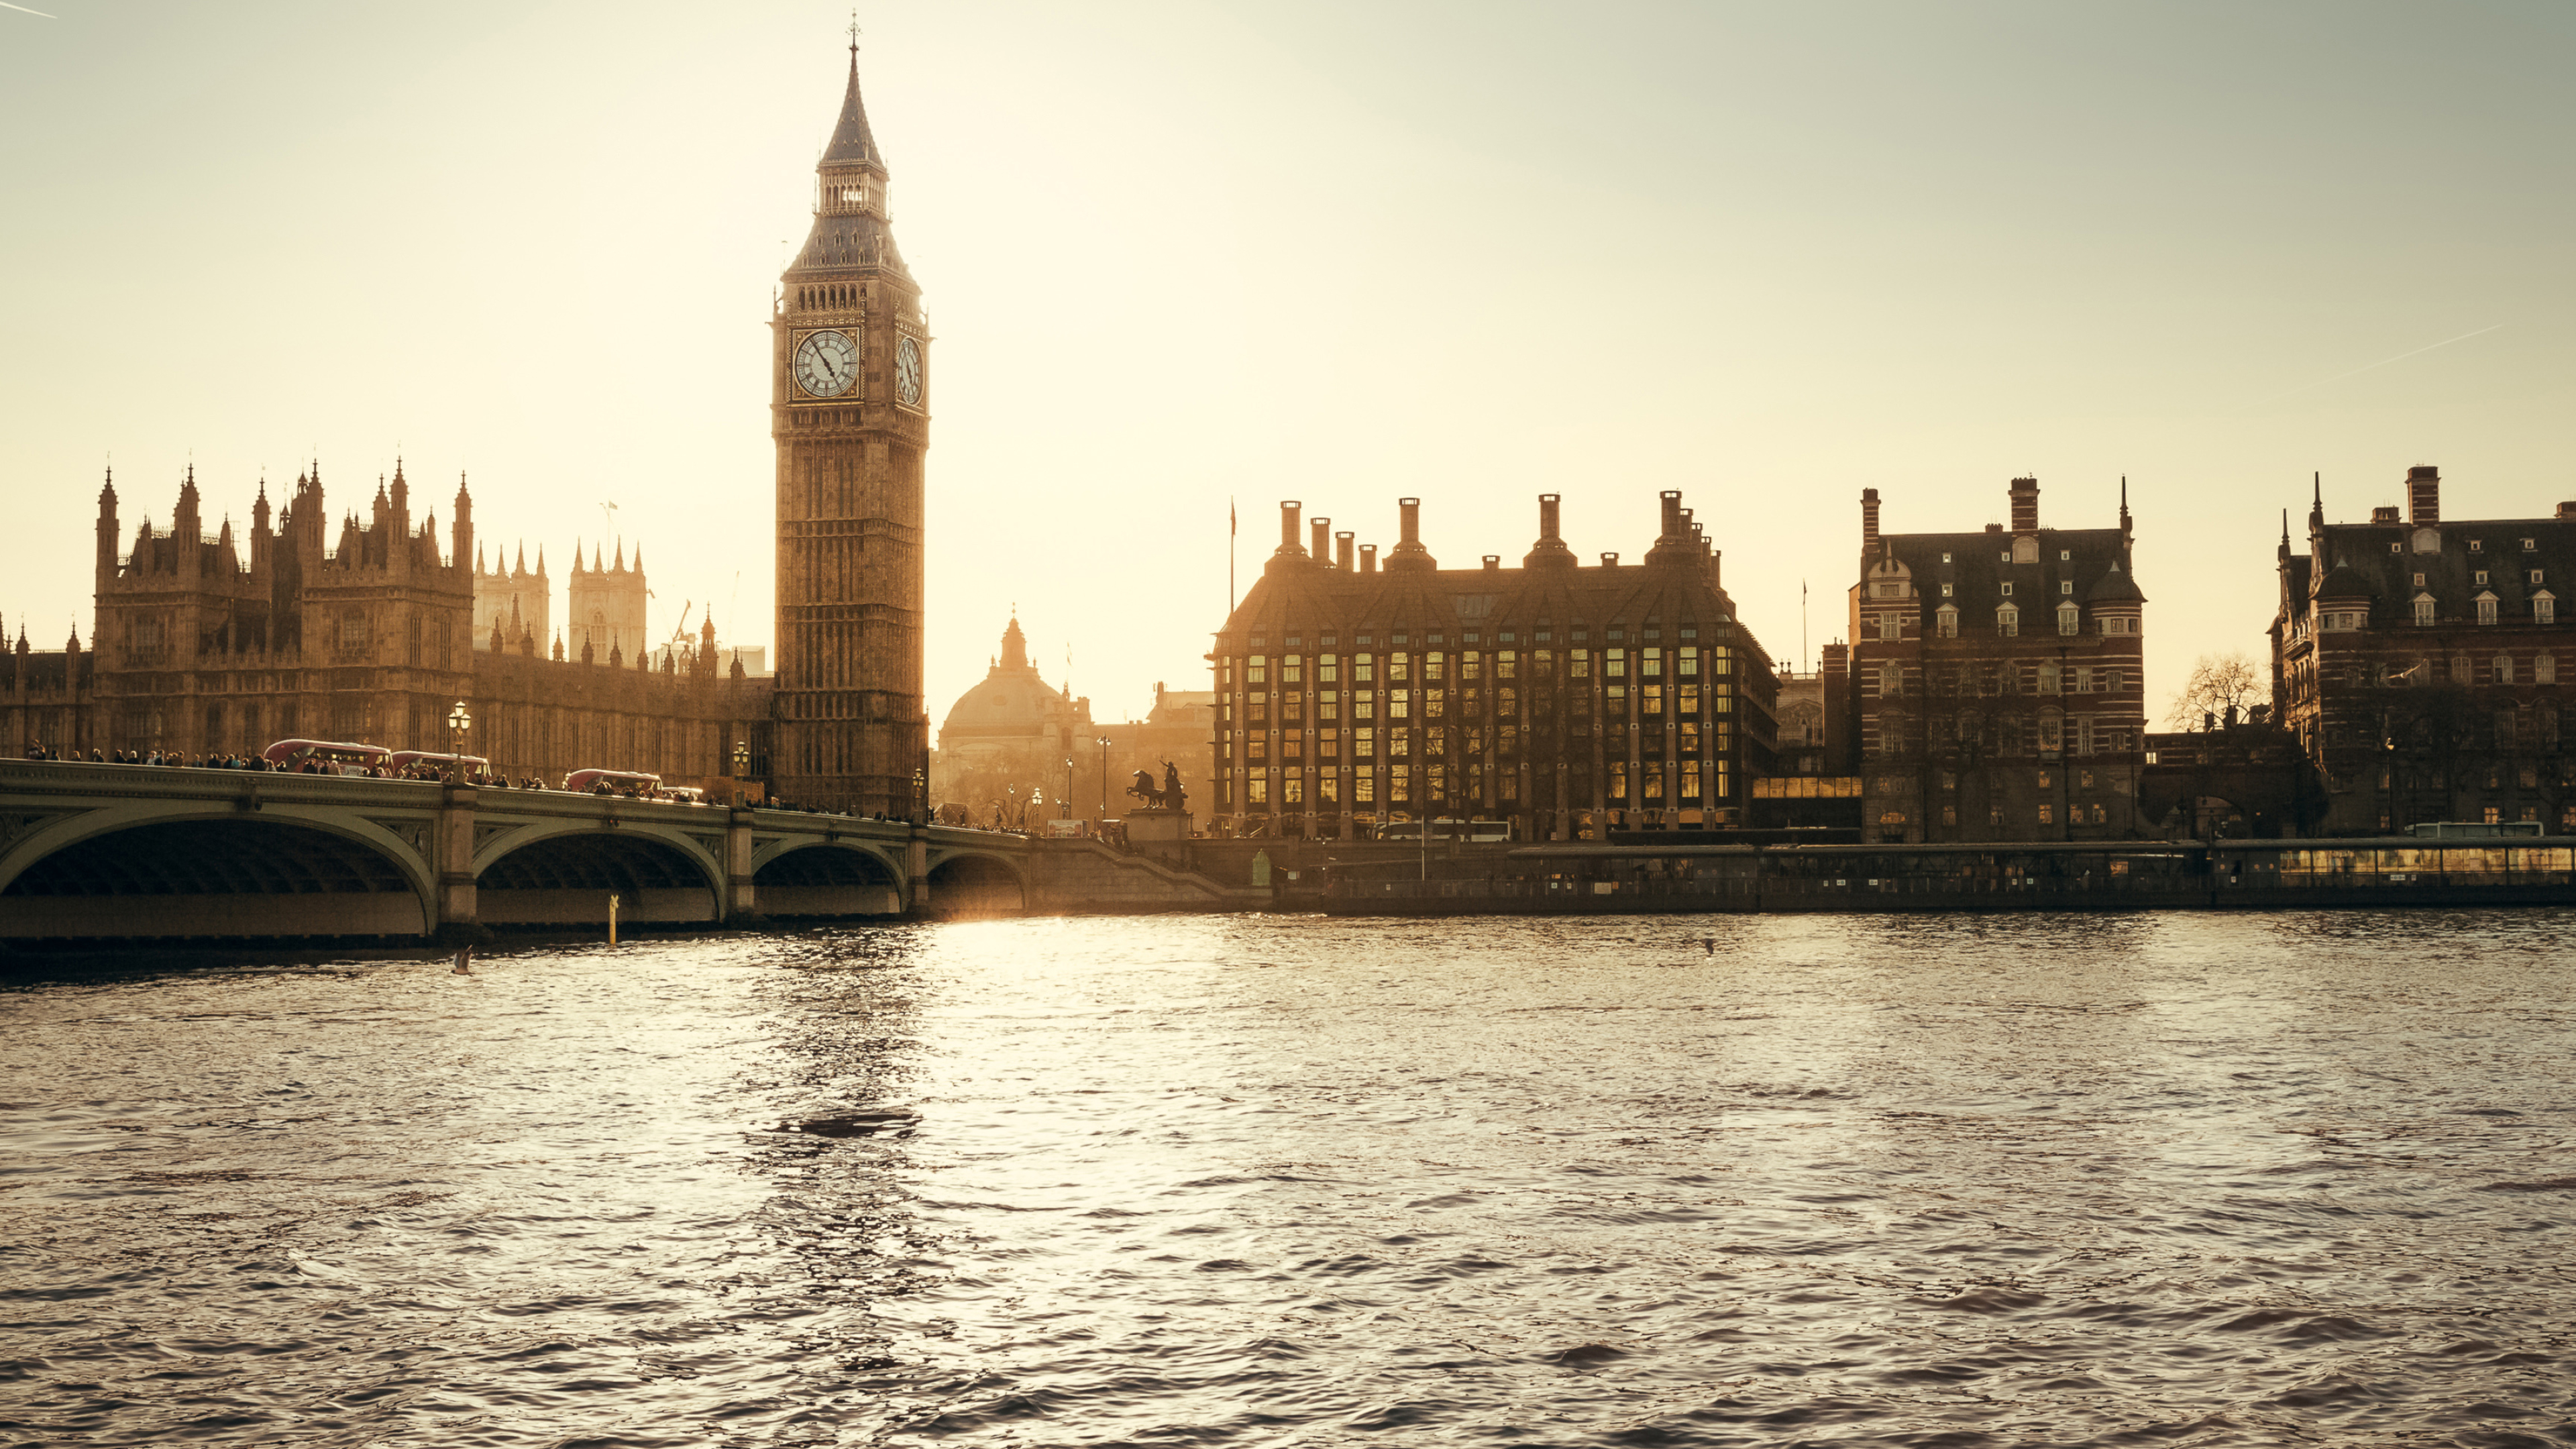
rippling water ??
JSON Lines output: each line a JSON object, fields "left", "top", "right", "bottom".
{"left": 5, "top": 912, "right": 2575, "bottom": 1446}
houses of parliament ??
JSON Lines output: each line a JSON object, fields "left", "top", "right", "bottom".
{"left": 2, "top": 42, "right": 931, "bottom": 810}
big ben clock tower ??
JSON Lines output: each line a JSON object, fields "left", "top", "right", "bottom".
{"left": 771, "top": 36, "right": 930, "bottom": 816}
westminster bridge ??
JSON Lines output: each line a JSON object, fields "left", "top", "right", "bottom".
{"left": 0, "top": 759, "right": 1256, "bottom": 944}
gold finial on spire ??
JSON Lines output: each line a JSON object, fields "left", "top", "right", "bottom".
{"left": 849, "top": 10, "right": 860, "bottom": 56}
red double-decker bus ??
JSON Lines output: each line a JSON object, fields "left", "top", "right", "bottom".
{"left": 563, "top": 768, "right": 661, "bottom": 796}
{"left": 260, "top": 739, "right": 392, "bottom": 775}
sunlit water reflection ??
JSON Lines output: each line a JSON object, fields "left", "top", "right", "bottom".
{"left": 5, "top": 912, "right": 2573, "bottom": 1445}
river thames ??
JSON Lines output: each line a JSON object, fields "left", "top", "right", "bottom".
{"left": 4, "top": 912, "right": 2572, "bottom": 1446}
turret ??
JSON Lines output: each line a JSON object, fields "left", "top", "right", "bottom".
{"left": 451, "top": 472, "right": 473, "bottom": 574}
{"left": 95, "top": 468, "right": 119, "bottom": 586}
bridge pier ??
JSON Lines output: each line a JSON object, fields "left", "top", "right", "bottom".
{"left": 907, "top": 824, "right": 930, "bottom": 918}
{"left": 724, "top": 805, "right": 761, "bottom": 923}
{"left": 433, "top": 783, "right": 484, "bottom": 943}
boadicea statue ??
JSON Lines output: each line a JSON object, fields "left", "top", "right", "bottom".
{"left": 1126, "top": 761, "right": 1188, "bottom": 812}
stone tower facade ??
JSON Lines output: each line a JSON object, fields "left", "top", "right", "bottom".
{"left": 769, "top": 40, "right": 932, "bottom": 816}
{"left": 567, "top": 541, "right": 648, "bottom": 664}
{"left": 472, "top": 542, "right": 549, "bottom": 654}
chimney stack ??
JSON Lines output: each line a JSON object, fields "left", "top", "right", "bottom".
{"left": 1312, "top": 517, "right": 1331, "bottom": 561}
{"left": 1385, "top": 497, "right": 1436, "bottom": 572}
{"left": 2009, "top": 476, "right": 2040, "bottom": 535}
{"left": 1525, "top": 492, "right": 1575, "bottom": 569}
{"left": 1359, "top": 543, "right": 1378, "bottom": 574}
{"left": 1861, "top": 488, "right": 1880, "bottom": 552}
{"left": 2407, "top": 466, "right": 2440, "bottom": 525}
{"left": 1600, "top": 552, "right": 1619, "bottom": 568}
{"left": 1483, "top": 554, "right": 1501, "bottom": 572}
{"left": 1660, "top": 490, "right": 1684, "bottom": 538}
{"left": 1335, "top": 531, "right": 1354, "bottom": 571}
{"left": 1279, "top": 500, "right": 1303, "bottom": 553}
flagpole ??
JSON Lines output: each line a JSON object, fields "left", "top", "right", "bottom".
{"left": 1228, "top": 496, "right": 1237, "bottom": 616}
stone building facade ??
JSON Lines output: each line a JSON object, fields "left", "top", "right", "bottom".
{"left": 2271, "top": 466, "right": 2576, "bottom": 834}
{"left": 5, "top": 466, "right": 767, "bottom": 791}
{"left": 1847, "top": 477, "right": 2147, "bottom": 843}
{"left": 472, "top": 544, "right": 550, "bottom": 654}
{"left": 769, "top": 40, "right": 932, "bottom": 816}
{"left": 567, "top": 542, "right": 649, "bottom": 662}
{"left": 1211, "top": 493, "right": 1780, "bottom": 841}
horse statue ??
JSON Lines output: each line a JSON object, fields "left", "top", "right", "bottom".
{"left": 1126, "top": 762, "right": 1189, "bottom": 812}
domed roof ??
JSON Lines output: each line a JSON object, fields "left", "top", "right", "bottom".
{"left": 938, "top": 616, "right": 1083, "bottom": 745}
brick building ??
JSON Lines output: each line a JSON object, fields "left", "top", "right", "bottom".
{"left": 1847, "top": 477, "right": 2147, "bottom": 843}
{"left": 1210, "top": 492, "right": 1780, "bottom": 841}
{"left": 2271, "top": 466, "right": 2576, "bottom": 835}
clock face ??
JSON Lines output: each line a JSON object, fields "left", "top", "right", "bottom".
{"left": 895, "top": 334, "right": 924, "bottom": 406}
{"left": 794, "top": 330, "right": 858, "bottom": 398}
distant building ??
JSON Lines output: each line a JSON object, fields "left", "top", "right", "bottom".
{"left": 1748, "top": 650, "right": 1863, "bottom": 832}
{"left": 651, "top": 640, "right": 767, "bottom": 678}
{"left": 472, "top": 544, "right": 550, "bottom": 653}
{"left": 1212, "top": 493, "right": 1781, "bottom": 841}
{"left": 1846, "top": 477, "right": 2147, "bottom": 843}
{"left": 2271, "top": 466, "right": 2576, "bottom": 834}
{"left": 931, "top": 616, "right": 1092, "bottom": 824}
{"left": 568, "top": 541, "right": 649, "bottom": 663}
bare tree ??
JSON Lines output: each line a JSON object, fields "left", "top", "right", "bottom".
{"left": 2165, "top": 651, "right": 2267, "bottom": 730}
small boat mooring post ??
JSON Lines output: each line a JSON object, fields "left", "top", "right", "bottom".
{"left": 608, "top": 892, "right": 620, "bottom": 945}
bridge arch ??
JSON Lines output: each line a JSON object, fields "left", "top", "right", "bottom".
{"left": 476, "top": 824, "right": 722, "bottom": 928}
{"left": 926, "top": 849, "right": 1026, "bottom": 918}
{"left": 754, "top": 841, "right": 906, "bottom": 918}
{"left": 0, "top": 813, "right": 433, "bottom": 941}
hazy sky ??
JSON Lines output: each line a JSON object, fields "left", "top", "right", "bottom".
{"left": 5, "top": 2, "right": 2572, "bottom": 724}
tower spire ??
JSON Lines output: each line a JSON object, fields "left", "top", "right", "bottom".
{"left": 822, "top": 24, "right": 884, "bottom": 170}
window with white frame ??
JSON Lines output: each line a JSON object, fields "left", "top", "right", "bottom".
{"left": 1936, "top": 606, "right": 1958, "bottom": 638}
{"left": 1996, "top": 604, "right": 2019, "bottom": 637}
{"left": 2535, "top": 591, "right": 2556, "bottom": 625}
{"left": 2414, "top": 595, "right": 2436, "bottom": 626}
{"left": 2478, "top": 593, "right": 2500, "bottom": 625}
{"left": 2057, "top": 602, "right": 2080, "bottom": 635}
{"left": 2496, "top": 654, "right": 2516, "bottom": 686}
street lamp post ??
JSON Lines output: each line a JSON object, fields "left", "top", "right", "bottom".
{"left": 732, "top": 739, "right": 751, "bottom": 806}
{"left": 912, "top": 766, "right": 926, "bottom": 825}
{"left": 446, "top": 701, "right": 472, "bottom": 782}
{"left": 1064, "top": 757, "right": 1075, "bottom": 828}
{"left": 1095, "top": 736, "right": 1113, "bottom": 820}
